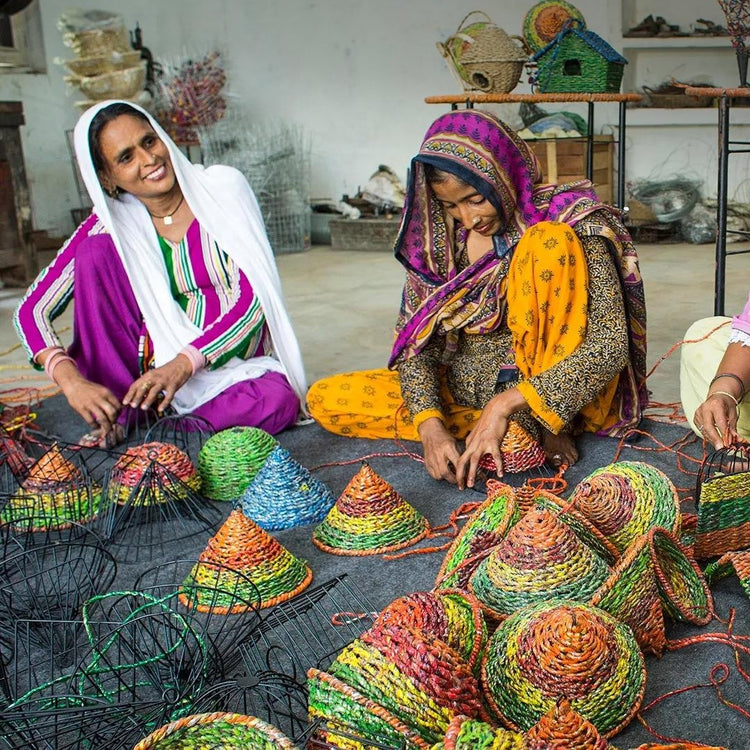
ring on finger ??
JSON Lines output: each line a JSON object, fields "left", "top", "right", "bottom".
{"left": 141, "top": 382, "right": 152, "bottom": 391}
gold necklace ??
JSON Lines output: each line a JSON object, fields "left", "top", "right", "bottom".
{"left": 148, "top": 194, "right": 185, "bottom": 226}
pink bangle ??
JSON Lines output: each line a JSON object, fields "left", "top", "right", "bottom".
{"left": 179, "top": 345, "right": 206, "bottom": 375}
{"left": 47, "top": 354, "right": 75, "bottom": 382}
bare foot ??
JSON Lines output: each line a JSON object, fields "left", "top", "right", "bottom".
{"left": 541, "top": 428, "right": 578, "bottom": 468}
{"left": 78, "top": 424, "right": 125, "bottom": 449}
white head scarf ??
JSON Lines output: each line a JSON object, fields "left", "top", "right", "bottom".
{"left": 73, "top": 100, "right": 307, "bottom": 415}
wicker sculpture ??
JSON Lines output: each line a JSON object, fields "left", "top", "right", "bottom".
{"left": 469, "top": 506, "right": 611, "bottom": 620}
{"left": 567, "top": 460, "right": 681, "bottom": 554}
{"left": 187, "top": 509, "right": 312, "bottom": 610}
{"left": 523, "top": 0, "right": 587, "bottom": 52}
{"left": 435, "top": 480, "right": 519, "bottom": 590}
{"left": 239, "top": 445, "right": 334, "bottom": 531}
{"left": 197, "top": 426, "right": 278, "bottom": 502}
{"left": 313, "top": 463, "right": 428, "bottom": 555}
{"left": 478, "top": 421, "right": 547, "bottom": 475}
{"left": 481, "top": 599, "right": 646, "bottom": 736}
{"left": 524, "top": 697, "right": 614, "bottom": 749}
{"left": 694, "top": 443, "right": 750, "bottom": 558}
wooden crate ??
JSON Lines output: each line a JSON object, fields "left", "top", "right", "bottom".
{"left": 524, "top": 135, "right": 614, "bottom": 204}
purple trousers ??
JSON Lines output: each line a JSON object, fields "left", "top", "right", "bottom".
{"left": 66, "top": 234, "right": 299, "bottom": 434}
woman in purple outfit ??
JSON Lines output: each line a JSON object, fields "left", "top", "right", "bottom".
{"left": 14, "top": 100, "right": 306, "bottom": 447}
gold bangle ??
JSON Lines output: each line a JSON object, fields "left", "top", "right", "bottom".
{"left": 708, "top": 390, "right": 740, "bottom": 407}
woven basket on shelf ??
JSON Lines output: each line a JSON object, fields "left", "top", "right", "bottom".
{"left": 523, "top": 1, "right": 587, "bottom": 52}
{"left": 197, "top": 426, "right": 278, "bottom": 501}
{"left": 438, "top": 715, "right": 525, "bottom": 749}
{"left": 469, "top": 506, "right": 611, "bottom": 620}
{"left": 437, "top": 11, "right": 528, "bottom": 94}
{"left": 313, "top": 463, "right": 428, "bottom": 555}
{"left": 133, "top": 712, "right": 297, "bottom": 749}
{"left": 67, "top": 61, "right": 147, "bottom": 100}
{"left": 435, "top": 480, "right": 519, "bottom": 590}
{"left": 524, "top": 698, "right": 613, "bottom": 749}
{"left": 642, "top": 86, "right": 714, "bottom": 108}
{"left": 481, "top": 599, "right": 646, "bottom": 737}
{"left": 63, "top": 50, "right": 143, "bottom": 77}
{"left": 62, "top": 26, "right": 131, "bottom": 58}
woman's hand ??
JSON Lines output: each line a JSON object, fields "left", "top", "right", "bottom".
{"left": 693, "top": 392, "right": 741, "bottom": 450}
{"left": 418, "top": 417, "right": 462, "bottom": 484}
{"left": 123, "top": 354, "right": 193, "bottom": 414}
{"left": 56, "top": 364, "right": 122, "bottom": 438}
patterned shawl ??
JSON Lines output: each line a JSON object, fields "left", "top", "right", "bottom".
{"left": 389, "top": 109, "right": 647, "bottom": 436}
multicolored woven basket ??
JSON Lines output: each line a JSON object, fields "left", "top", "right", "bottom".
{"left": 523, "top": 0, "right": 587, "bottom": 52}
{"left": 133, "top": 711, "right": 297, "bottom": 749}
{"left": 650, "top": 527, "right": 713, "bottom": 626}
{"left": 307, "top": 668, "right": 431, "bottom": 750}
{"left": 435, "top": 480, "right": 519, "bottom": 590}
{"left": 478, "top": 421, "right": 547, "bottom": 475}
{"left": 184, "top": 508, "right": 312, "bottom": 610}
{"left": 313, "top": 463, "right": 428, "bottom": 556}
{"left": 705, "top": 549, "right": 750, "bottom": 601}
{"left": 109, "top": 442, "right": 201, "bottom": 505}
{"left": 375, "top": 589, "right": 488, "bottom": 672}
{"left": 469, "top": 506, "right": 611, "bottom": 620}
{"left": 329, "top": 622, "right": 484, "bottom": 745}
{"left": 197, "top": 426, "right": 278, "bottom": 501}
{"left": 481, "top": 599, "right": 646, "bottom": 737}
{"left": 239, "top": 444, "right": 334, "bottom": 531}
{"left": 1, "top": 445, "right": 101, "bottom": 530}
{"left": 434, "top": 715, "right": 525, "bottom": 749}
{"left": 589, "top": 531, "right": 666, "bottom": 656}
{"left": 567, "top": 461, "right": 681, "bottom": 554}
{"left": 524, "top": 698, "right": 613, "bottom": 749}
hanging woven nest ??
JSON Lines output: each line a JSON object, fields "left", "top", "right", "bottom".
{"left": 184, "top": 509, "right": 312, "bottom": 610}
{"left": 469, "top": 506, "right": 612, "bottom": 620}
{"left": 524, "top": 697, "right": 614, "bottom": 749}
{"left": 481, "top": 599, "right": 646, "bottom": 736}
{"left": 313, "top": 463, "right": 428, "bottom": 555}
{"left": 239, "top": 444, "right": 334, "bottom": 530}
{"left": 197, "top": 426, "right": 278, "bottom": 502}
{"left": 566, "top": 460, "right": 681, "bottom": 554}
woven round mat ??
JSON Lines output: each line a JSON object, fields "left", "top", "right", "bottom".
{"left": 186, "top": 508, "right": 312, "bottom": 610}
{"left": 375, "top": 589, "right": 488, "bottom": 671}
{"left": 133, "top": 711, "right": 297, "bottom": 749}
{"left": 313, "top": 463, "right": 428, "bottom": 555}
{"left": 481, "top": 599, "right": 645, "bottom": 736}
{"left": 239, "top": 444, "right": 334, "bottom": 531}
{"left": 478, "top": 421, "right": 546, "bottom": 475}
{"left": 525, "top": 698, "right": 612, "bottom": 749}
{"left": 523, "top": 0, "right": 587, "bottom": 52}
{"left": 567, "top": 461, "right": 681, "bottom": 554}
{"left": 440, "top": 715, "right": 525, "bottom": 749}
{"left": 435, "top": 480, "right": 520, "bottom": 590}
{"left": 197, "top": 426, "right": 278, "bottom": 501}
{"left": 469, "top": 506, "right": 611, "bottom": 620}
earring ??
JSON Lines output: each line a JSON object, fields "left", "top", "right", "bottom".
{"left": 104, "top": 184, "right": 120, "bottom": 199}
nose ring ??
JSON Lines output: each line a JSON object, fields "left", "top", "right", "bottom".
{"left": 472, "top": 216, "right": 481, "bottom": 226}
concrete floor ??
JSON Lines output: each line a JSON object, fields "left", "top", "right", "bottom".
{"left": 1, "top": 240, "right": 749, "bottom": 412}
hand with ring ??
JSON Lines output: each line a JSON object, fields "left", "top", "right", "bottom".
{"left": 122, "top": 355, "right": 193, "bottom": 413}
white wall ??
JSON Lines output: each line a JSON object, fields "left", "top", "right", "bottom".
{"left": 0, "top": 0, "right": 747, "bottom": 236}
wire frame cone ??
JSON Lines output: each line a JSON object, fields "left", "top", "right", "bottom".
{"left": 566, "top": 461, "right": 681, "bottom": 554}
{"left": 313, "top": 463, "right": 428, "bottom": 555}
{"left": 650, "top": 527, "right": 713, "bottom": 625}
{"left": 133, "top": 712, "right": 298, "bottom": 749}
{"left": 144, "top": 413, "right": 216, "bottom": 458}
{"left": 239, "top": 444, "right": 335, "bottom": 530}
{"left": 375, "top": 589, "right": 487, "bottom": 672}
{"left": 524, "top": 697, "right": 614, "bottom": 749}
{"left": 469, "top": 506, "right": 612, "bottom": 620}
{"left": 481, "top": 599, "right": 646, "bottom": 737}
{"left": 134, "top": 558, "right": 262, "bottom": 678}
{"left": 190, "top": 509, "right": 312, "bottom": 609}
{"left": 198, "top": 426, "right": 278, "bottom": 501}
{"left": 307, "top": 668, "right": 432, "bottom": 750}
{"left": 439, "top": 715, "right": 525, "bottom": 749}
{"left": 1, "top": 443, "right": 102, "bottom": 531}
{"left": 478, "top": 421, "right": 546, "bottom": 474}
{"left": 435, "top": 480, "right": 520, "bottom": 590}
{"left": 329, "top": 622, "right": 484, "bottom": 746}
{"left": 589, "top": 532, "right": 666, "bottom": 656}
{"left": 0, "top": 433, "right": 34, "bottom": 478}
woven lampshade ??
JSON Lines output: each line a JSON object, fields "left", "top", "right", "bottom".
{"left": 435, "top": 480, "right": 519, "bottom": 590}
{"left": 469, "top": 506, "right": 611, "bottom": 620}
{"left": 481, "top": 599, "right": 646, "bottom": 737}
{"left": 436, "top": 715, "right": 525, "bottom": 749}
{"left": 108, "top": 441, "right": 201, "bottom": 505}
{"left": 184, "top": 509, "right": 312, "bottom": 610}
{"left": 133, "top": 712, "right": 297, "bottom": 749}
{"left": 705, "top": 549, "right": 750, "bottom": 601}
{"left": 478, "top": 421, "right": 546, "bottom": 474}
{"left": 375, "top": 589, "right": 488, "bottom": 672}
{"left": 590, "top": 530, "right": 666, "bottom": 656}
{"left": 567, "top": 461, "right": 681, "bottom": 554}
{"left": 2, "top": 444, "right": 101, "bottom": 530}
{"left": 197, "top": 426, "right": 278, "bottom": 501}
{"left": 329, "top": 622, "right": 484, "bottom": 745}
{"left": 524, "top": 698, "right": 614, "bottom": 749}
{"left": 307, "top": 668, "right": 431, "bottom": 750}
{"left": 313, "top": 463, "right": 428, "bottom": 555}
{"left": 239, "top": 444, "right": 334, "bottom": 531}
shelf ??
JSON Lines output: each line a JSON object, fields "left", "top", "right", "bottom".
{"left": 620, "top": 36, "right": 733, "bottom": 50}
{"left": 624, "top": 107, "right": 750, "bottom": 127}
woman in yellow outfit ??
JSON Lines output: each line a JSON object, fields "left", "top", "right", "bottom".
{"left": 307, "top": 111, "right": 647, "bottom": 488}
